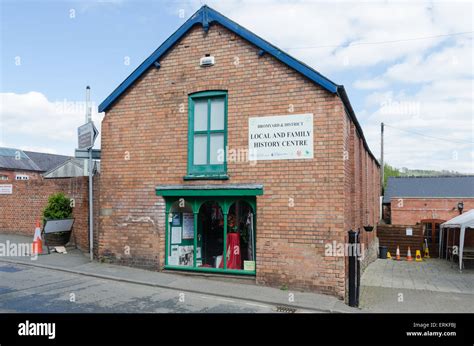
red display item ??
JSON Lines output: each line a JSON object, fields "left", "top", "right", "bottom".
{"left": 219, "top": 233, "right": 242, "bottom": 269}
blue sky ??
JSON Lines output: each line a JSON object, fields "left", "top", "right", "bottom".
{"left": 1, "top": 0, "right": 473, "bottom": 172}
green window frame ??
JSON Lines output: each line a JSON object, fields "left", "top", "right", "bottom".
{"left": 186, "top": 90, "right": 228, "bottom": 179}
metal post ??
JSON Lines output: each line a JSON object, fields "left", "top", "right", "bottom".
{"left": 356, "top": 229, "right": 361, "bottom": 307}
{"left": 380, "top": 122, "right": 384, "bottom": 193}
{"left": 89, "top": 147, "right": 93, "bottom": 261}
{"left": 348, "top": 229, "right": 357, "bottom": 307}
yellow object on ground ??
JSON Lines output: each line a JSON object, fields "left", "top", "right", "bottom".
{"left": 415, "top": 250, "right": 423, "bottom": 262}
{"left": 387, "top": 251, "right": 392, "bottom": 259}
{"left": 424, "top": 247, "right": 430, "bottom": 258}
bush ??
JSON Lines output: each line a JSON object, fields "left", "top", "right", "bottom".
{"left": 43, "top": 192, "right": 73, "bottom": 222}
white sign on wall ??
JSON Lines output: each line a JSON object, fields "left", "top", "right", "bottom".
{"left": 0, "top": 184, "right": 12, "bottom": 194}
{"left": 248, "top": 113, "right": 313, "bottom": 161}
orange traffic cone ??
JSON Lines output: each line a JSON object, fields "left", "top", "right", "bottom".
{"left": 396, "top": 246, "right": 401, "bottom": 260}
{"left": 406, "top": 247, "right": 413, "bottom": 261}
{"left": 32, "top": 220, "right": 43, "bottom": 255}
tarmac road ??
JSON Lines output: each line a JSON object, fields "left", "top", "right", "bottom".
{"left": 0, "top": 262, "right": 282, "bottom": 313}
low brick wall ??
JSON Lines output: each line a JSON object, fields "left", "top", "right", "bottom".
{"left": 0, "top": 176, "right": 99, "bottom": 252}
{"left": 377, "top": 224, "right": 424, "bottom": 257}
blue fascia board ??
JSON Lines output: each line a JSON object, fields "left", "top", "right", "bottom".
{"left": 98, "top": 5, "right": 338, "bottom": 113}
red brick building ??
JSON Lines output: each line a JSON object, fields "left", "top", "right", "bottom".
{"left": 97, "top": 6, "right": 380, "bottom": 300}
{"left": 383, "top": 176, "right": 474, "bottom": 256}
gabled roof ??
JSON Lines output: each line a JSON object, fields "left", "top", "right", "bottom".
{"left": 43, "top": 158, "right": 100, "bottom": 178}
{"left": 0, "top": 147, "right": 41, "bottom": 171}
{"left": 383, "top": 176, "right": 474, "bottom": 203}
{"left": 23, "top": 150, "right": 71, "bottom": 172}
{"left": 0, "top": 147, "right": 70, "bottom": 172}
{"left": 99, "top": 5, "right": 378, "bottom": 165}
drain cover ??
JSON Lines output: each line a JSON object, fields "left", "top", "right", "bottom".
{"left": 276, "top": 305, "right": 297, "bottom": 313}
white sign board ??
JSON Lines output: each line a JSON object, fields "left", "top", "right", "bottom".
{"left": 78, "top": 121, "right": 98, "bottom": 150}
{"left": 406, "top": 227, "right": 413, "bottom": 236}
{"left": 0, "top": 184, "right": 13, "bottom": 194}
{"left": 248, "top": 113, "right": 313, "bottom": 161}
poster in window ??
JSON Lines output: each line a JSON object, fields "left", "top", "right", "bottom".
{"left": 169, "top": 245, "right": 179, "bottom": 266}
{"left": 178, "top": 246, "right": 194, "bottom": 266}
{"left": 171, "top": 213, "right": 181, "bottom": 226}
{"left": 182, "top": 213, "right": 194, "bottom": 239}
{"left": 171, "top": 226, "right": 182, "bottom": 244}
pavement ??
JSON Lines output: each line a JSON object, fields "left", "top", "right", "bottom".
{"left": 360, "top": 258, "right": 474, "bottom": 312}
{"left": 0, "top": 234, "right": 355, "bottom": 313}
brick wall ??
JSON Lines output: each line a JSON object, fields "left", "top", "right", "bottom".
{"left": 390, "top": 198, "right": 474, "bottom": 225}
{"left": 99, "top": 23, "right": 380, "bottom": 299}
{"left": 0, "top": 170, "right": 42, "bottom": 181}
{"left": 0, "top": 176, "right": 96, "bottom": 252}
{"left": 342, "top": 114, "right": 380, "bottom": 298}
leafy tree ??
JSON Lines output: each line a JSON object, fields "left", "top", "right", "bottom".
{"left": 383, "top": 163, "right": 400, "bottom": 191}
{"left": 43, "top": 192, "right": 73, "bottom": 221}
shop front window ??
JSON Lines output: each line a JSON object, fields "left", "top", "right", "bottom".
{"left": 167, "top": 201, "right": 195, "bottom": 267}
{"left": 164, "top": 196, "right": 256, "bottom": 275}
{"left": 226, "top": 201, "right": 256, "bottom": 271}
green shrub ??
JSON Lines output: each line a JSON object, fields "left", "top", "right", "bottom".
{"left": 43, "top": 192, "right": 73, "bottom": 222}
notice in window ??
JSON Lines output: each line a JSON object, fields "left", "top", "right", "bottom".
{"left": 248, "top": 113, "right": 313, "bottom": 161}
{"left": 182, "top": 213, "right": 194, "bottom": 239}
{"left": 171, "top": 226, "right": 182, "bottom": 244}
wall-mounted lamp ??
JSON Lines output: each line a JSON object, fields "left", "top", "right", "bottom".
{"left": 457, "top": 201, "right": 464, "bottom": 214}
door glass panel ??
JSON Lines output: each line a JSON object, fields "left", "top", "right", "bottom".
{"left": 193, "top": 135, "right": 207, "bottom": 165}
{"left": 424, "top": 223, "right": 432, "bottom": 243}
{"left": 210, "top": 98, "right": 225, "bottom": 130}
{"left": 209, "top": 133, "right": 224, "bottom": 165}
{"left": 194, "top": 99, "right": 208, "bottom": 131}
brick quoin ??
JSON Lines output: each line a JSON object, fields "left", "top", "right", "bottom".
{"left": 98, "top": 24, "right": 380, "bottom": 300}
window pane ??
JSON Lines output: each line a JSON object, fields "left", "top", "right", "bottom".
{"left": 210, "top": 133, "right": 224, "bottom": 165}
{"left": 210, "top": 98, "right": 225, "bottom": 130}
{"left": 194, "top": 99, "right": 208, "bottom": 131}
{"left": 193, "top": 135, "right": 207, "bottom": 165}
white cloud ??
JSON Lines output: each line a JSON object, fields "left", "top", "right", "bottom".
{"left": 194, "top": 0, "right": 473, "bottom": 72}
{"left": 385, "top": 37, "right": 473, "bottom": 83}
{"left": 353, "top": 78, "right": 388, "bottom": 90}
{"left": 0, "top": 91, "right": 103, "bottom": 156}
{"left": 362, "top": 78, "right": 474, "bottom": 173}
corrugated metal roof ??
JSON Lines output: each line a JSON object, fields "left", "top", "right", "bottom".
{"left": 383, "top": 176, "right": 474, "bottom": 203}
{"left": 43, "top": 158, "right": 100, "bottom": 178}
